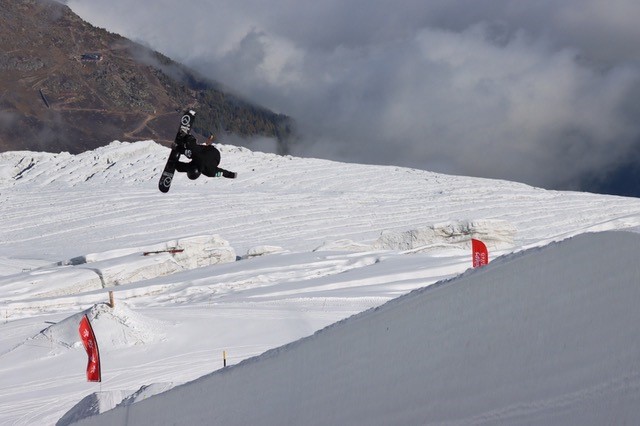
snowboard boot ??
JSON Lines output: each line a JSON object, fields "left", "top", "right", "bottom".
{"left": 216, "top": 169, "right": 237, "bottom": 179}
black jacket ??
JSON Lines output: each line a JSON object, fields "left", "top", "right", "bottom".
{"left": 178, "top": 134, "right": 221, "bottom": 175}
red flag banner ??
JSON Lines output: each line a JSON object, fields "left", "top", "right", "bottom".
{"left": 79, "top": 314, "right": 101, "bottom": 382}
{"left": 471, "top": 238, "right": 489, "bottom": 268}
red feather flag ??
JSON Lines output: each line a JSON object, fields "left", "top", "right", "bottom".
{"left": 78, "top": 314, "right": 101, "bottom": 382}
{"left": 471, "top": 238, "right": 489, "bottom": 268}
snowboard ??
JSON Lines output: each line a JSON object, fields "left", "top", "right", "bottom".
{"left": 158, "top": 110, "right": 196, "bottom": 193}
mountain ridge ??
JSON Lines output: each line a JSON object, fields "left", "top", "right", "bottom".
{"left": 0, "top": 0, "right": 292, "bottom": 154}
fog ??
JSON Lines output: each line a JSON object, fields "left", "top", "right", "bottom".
{"left": 64, "top": 0, "right": 640, "bottom": 192}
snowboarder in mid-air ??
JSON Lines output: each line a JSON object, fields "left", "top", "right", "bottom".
{"left": 159, "top": 109, "right": 236, "bottom": 193}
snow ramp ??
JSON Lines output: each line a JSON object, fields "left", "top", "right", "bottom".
{"left": 70, "top": 230, "right": 640, "bottom": 426}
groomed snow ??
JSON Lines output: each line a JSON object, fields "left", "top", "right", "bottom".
{"left": 1, "top": 141, "right": 640, "bottom": 425}
{"left": 74, "top": 231, "right": 640, "bottom": 426}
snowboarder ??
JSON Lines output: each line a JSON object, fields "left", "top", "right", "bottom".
{"left": 175, "top": 131, "right": 237, "bottom": 180}
{"left": 158, "top": 109, "right": 237, "bottom": 193}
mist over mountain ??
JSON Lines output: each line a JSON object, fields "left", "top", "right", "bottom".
{"left": 0, "top": 0, "right": 292, "bottom": 154}
{"left": 62, "top": 0, "right": 640, "bottom": 197}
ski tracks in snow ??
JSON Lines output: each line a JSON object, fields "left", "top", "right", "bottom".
{"left": 3, "top": 142, "right": 640, "bottom": 424}
{"left": 3, "top": 143, "right": 640, "bottom": 260}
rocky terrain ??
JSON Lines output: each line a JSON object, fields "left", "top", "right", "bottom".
{"left": 0, "top": 0, "right": 292, "bottom": 153}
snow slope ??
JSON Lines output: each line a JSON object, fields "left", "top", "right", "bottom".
{"left": 74, "top": 231, "right": 640, "bottom": 426}
{"left": 1, "top": 141, "right": 640, "bottom": 424}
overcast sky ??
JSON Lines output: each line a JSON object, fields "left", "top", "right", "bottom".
{"left": 64, "top": 0, "right": 640, "bottom": 193}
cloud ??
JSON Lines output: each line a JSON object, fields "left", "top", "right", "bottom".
{"left": 0, "top": 111, "right": 19, "bottom": 130}
{"left": 65, "top": 0, "right": 640, "bottom": 192}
